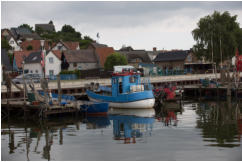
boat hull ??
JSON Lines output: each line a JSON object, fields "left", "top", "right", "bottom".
{"left": 88, "top": 97, "right": 155, "bottom": 109}
{"left": 80, "top": 102, "right": 109, "bottom": 115}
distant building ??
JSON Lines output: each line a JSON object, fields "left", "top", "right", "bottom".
{"left": 1, "top": 29, "right": 22, "bottom": 51}
{"left": 13, "top": 51, "right": 33, "bottom": 72}
{"left": 24, "top": 51, "right": 43, "bottom": 75}
{"left": 154, "top": 50, "right": 190, "bottom": 70}
{"left": 154, "top": 50, "right": 213, "bottom": 73}
{"left": 45, "top": 50, "right": 62, "bottom": 76}
{"left": 64, "top": 49, "right": 99, "bottom": 71}
{"left": 35, "top": 21, "right": 55, "bottom": 33}
{"left": 88, "top": 43, "right": 115, "bottom": 68}
{"left": 117, "top": 47, "right": 152, "bottom": 68}
{"left": 10, "top": 27, "right": 41, "bottom": 41}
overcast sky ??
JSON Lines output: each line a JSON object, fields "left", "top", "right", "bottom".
{"left": 1, "top": 1, "right": 242, "bottom": 51}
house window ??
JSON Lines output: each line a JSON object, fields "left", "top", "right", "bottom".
{"left": 30, "top": 70, "right": 33, "bottom": 73}
{"left": 35, "top": 70, "right": 38, "bottom": 73}
{"left": 187, "top": 55, "right": 192, "bottom": 62}
{"left": 58, "top": 45, "right": 62, "bottom": 50}
{"left": 10, "top": 40, "right": 14, "bottom": 44}
{"left": 49, "top": 70, "right": 54, "bottom": 76}
{"left": 49, "top": 57, "right": 54, "bottom": 63}
{"left": 73, "top": 63, "right": 77, "bottom": 67}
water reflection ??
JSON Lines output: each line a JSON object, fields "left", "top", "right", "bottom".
{"left": 1, "top": 101, "right": 242, "bottom": 160}
{"left": 1, "top": 117, "right": 82, "bottom": 160}
{"left": 109, "top": 108, "right": 155, "bottom": 144}
{"left": 155, "top": 102, "right": 182, "bottom": 127}
{"left": 196, "top": 99, "right": 241, "bottom": 147}
{"left": 82, "top": 116, "right": 111, "bottom": 129}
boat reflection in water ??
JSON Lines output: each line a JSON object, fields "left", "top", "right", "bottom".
{"left": 82, "top": 116, "right": 111, "bottom": 129}
{"left": 109, "top": 108, "right": 155, "bottom": 144}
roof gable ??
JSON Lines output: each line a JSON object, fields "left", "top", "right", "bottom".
{"left": 64, "top": 49, "right": 98, "bottom": 63}
{"left": 48, "top": 50, "right": 62, "bottom": 60}
{"left": 13, "top": 51, "right": 34, "bottom": 69}
{"left": 24, "top": 51, "right": 42, "bottom": 64}
{"left": 95, "top": 47, "right": 115, "bottom": 67}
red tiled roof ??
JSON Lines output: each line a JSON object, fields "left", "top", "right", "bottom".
{"left": 95, "top": 47, "right": 115, "bottom": 67}
{"left": 14, "top": 51, "right": 34, "bottom": 69}
{"left": 21, "top": 40, "right": 52, "bottom": 51}
{"left": 63, "top": 41, "right": 79, "bottom": 50}
{"left": 51, "top": 50, "right": 62, "bottom": 60}
{"left": 51, "top": 41, "right": 79, "bottom": 50}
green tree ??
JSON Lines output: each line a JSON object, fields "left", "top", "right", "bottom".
{"left": 18, "top": 23, "right": 34, "bottom": 32}
{"left": 26, "top": 45, "right": 33, "bottom": 51}
{"left": 1, "top": 38, "right": 11, "bottom": 50}
{"left": 104, "top": 52, "right": 128, "bottom": 71}
{"left": 61, "top": 24, "right": 76, "bottom": 33}
{"left": 192, "top": 11, "right": 242, "bottom": 65}
{"left": 35, "top": 26, "right": 44, "bottom": 35}
{"left": 8, "top": 53, "right": 13, "bottom": 66}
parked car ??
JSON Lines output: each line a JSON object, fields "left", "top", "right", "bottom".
{"left": 12, "top": 74, "right": 42, "bottom": 84}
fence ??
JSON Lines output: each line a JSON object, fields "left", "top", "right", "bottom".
{"left": 49, "top": 74, "right": 77, "bottom": 80}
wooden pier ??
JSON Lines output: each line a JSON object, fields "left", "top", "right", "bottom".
{"left": 2, "top": 72, "right": 241, "bottom": 99}
{"left": 183, "top": 84, "right": 242, "bottom": 100}
{"left": 1, "top": 99, "right": 79, "bottom": 120}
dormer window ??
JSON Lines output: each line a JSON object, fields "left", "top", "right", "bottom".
{"left": 32, "top": 56, "right": 37, "bottom": 61}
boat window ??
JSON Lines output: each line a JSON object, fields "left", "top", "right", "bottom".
{"left": 113, "top": 78, "right": 116, "bottom": 84}
{"left": 129, "top": 76, "right": 135, "bottom": 83}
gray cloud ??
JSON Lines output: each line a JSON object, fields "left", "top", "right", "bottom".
{"left": 1, "top": 1, "right": 242, "bottom": 50}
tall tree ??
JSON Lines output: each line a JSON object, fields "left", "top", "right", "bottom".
{"left": 1, "top": 38, "right": 11, "bottom": 50}
{"left": 192, "top": 11, "right": 241, "bottom": 65}
{"left": 61, "top": 24, "right": 76, "bottom": 33}
{"left": 104, "top": 52, "right": 128, "bottom": 71}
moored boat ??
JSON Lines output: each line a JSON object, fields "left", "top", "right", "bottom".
{"left": 79, "top": 101, "right": 109, "bottom": 116}
{"left": 86, "top": 66, "right": 155, "bottom": 109}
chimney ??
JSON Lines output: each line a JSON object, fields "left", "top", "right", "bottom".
{"left": 153, "top": 47, "right": 157, "bottom": 52}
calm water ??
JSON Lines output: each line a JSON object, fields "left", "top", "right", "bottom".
{"left": 1, "top": 100, "right": 242, "bottom": 161}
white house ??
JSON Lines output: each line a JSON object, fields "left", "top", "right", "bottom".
{"left": 8, "top": 37, "right": 22, "bottom": 51}
{"left": 1, "top": 29, "right": 21, "bottom": 51}
{"left": 45, "top": 50, "right": 62, "bottom": 76}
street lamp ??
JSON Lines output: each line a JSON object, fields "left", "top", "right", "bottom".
{"left": 40, "top": 40, "right": 45, "bottom": 51}
{"left": 40, "top": 40, "right": 45, "bottom": 78}
{"left": 22, "top": 60, "right": 26, "bottom": 104}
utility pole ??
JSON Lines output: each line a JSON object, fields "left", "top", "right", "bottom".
{"left": 219, "top": 34, "right": 223, "bottom": 69}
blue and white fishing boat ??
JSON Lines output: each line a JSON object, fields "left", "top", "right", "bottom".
{"left": 79, "top": 101, "right": 109, "bottom": 115}
{"left": 86, "top": 66, "right": 155, "bottom": 109}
